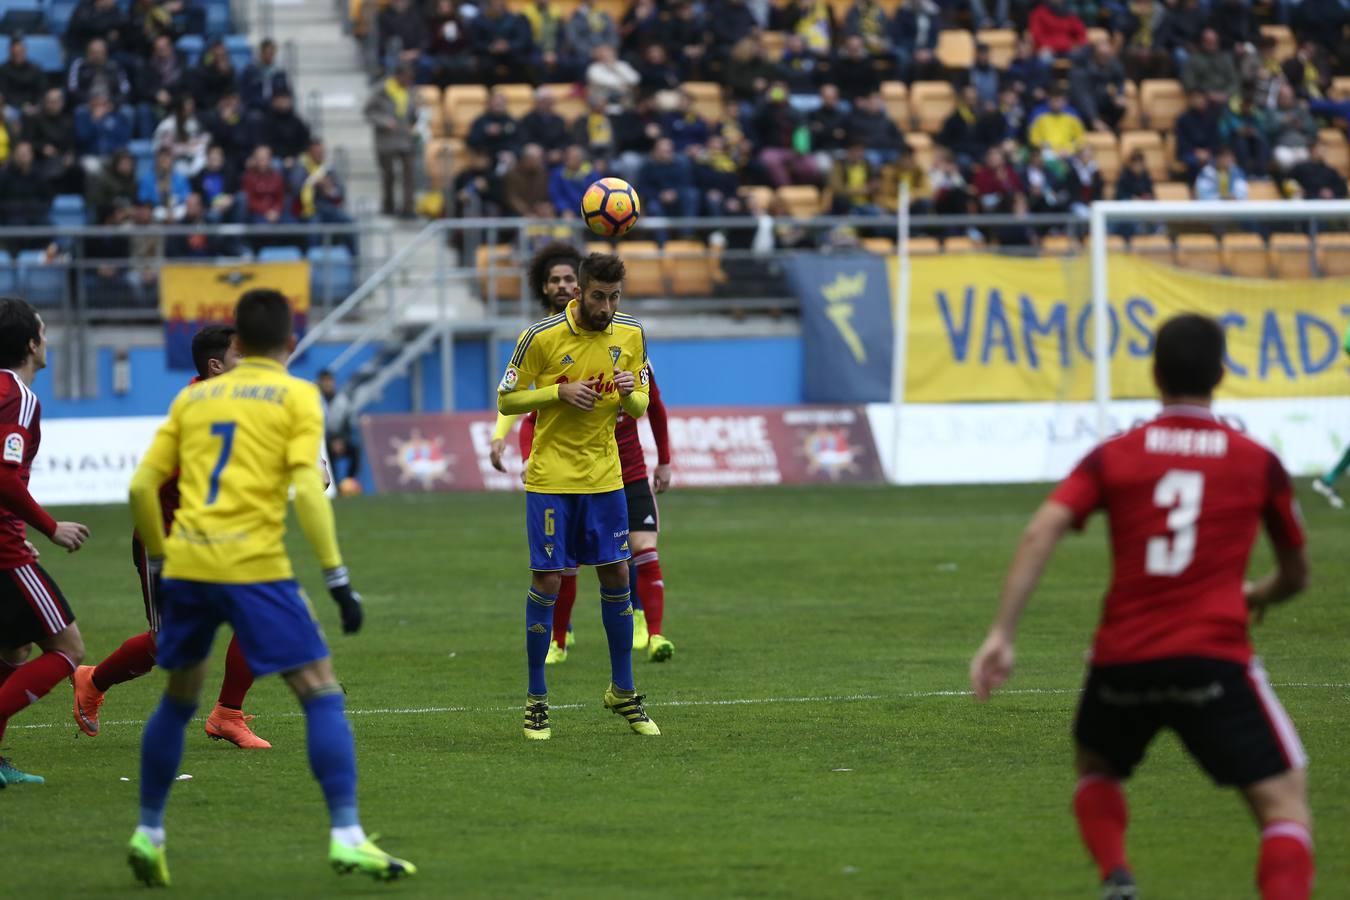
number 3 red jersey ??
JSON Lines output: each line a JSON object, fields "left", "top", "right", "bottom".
{"left": 1051, "top": 406, "right": 1304, "bottom": 667}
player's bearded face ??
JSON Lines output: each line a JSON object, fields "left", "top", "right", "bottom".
{"left": 546, "top": 265, "right": 578, "bottom": 313}
{"left": 578, "top": 282, "right": 621, "bottom": 331}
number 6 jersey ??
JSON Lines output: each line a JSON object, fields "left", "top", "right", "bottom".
{"left": 1051, "top": 406, "right": 1305, "bottom": 667}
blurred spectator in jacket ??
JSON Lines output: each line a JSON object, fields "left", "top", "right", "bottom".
{"left": 241, "top": 38, "right": 293, "bottom": 112}
{"left": 1194, "top": 147, "right": 1248, "bottom": 200}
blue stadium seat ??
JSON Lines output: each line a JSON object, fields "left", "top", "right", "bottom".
{"left": 24, "top": 35, "right": 63, "bottom": 73}
{"left": 175, "top": 34, "right": 205, "bottom": 67}
{"left": 199, "top": 0, "right": 231, "bottom": 35}
{"left": 0, "top": 37, "right": 10, "bottom": 64}
{"left": 18, "top": 250, "right": 67, "bottom": 307}
{"left": 0, "top": 9, "right": 49, "bottom": 35}
{"left": 51, "top": 194, "right": 87, "bottom": 228}
{"left": 0, "top": 0, "right": 41, "bottom": 14}
{"left": 223, "top": 34, "right": 251, "bottom": 71}
{"left": 0, "top": 251, "right": 15, "bottom": 296}
{"left": 259, "top": 246, "right": 303, "bottom": 263}
{"left": 48, "top": 0, "right": 78, "bottom": 35}
{"left": 309, "top": 245, "right": 355, "bottom": 302}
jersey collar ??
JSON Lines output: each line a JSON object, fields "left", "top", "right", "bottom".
{"left": 239, "top": 357, "right": 287, "bottom": 371}
{"left": 564, "top": 299, "right": 613, "bottom": 335}
{"left": 1158, "top": 404, "right": 1216, "bottom": 421}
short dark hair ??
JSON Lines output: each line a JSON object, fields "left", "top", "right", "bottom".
{"left": 1154, "top": 314, "right": 1225, "bottom": 397}
{"left": 0, "top": 297, "right": 41, "bottom": 369}
{"left": 234, "top": 289, "right": 293, "bottom": 355}
{"left": 527, "top": 242, "right": 582, "bottom": 309}
{"left": 191, "top": 324, "right": 236, "bottom": 378}
{"left": 578, "top": 253, "right": 626, "bottom": 290}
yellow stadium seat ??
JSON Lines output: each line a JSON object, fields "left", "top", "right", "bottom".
{"left": 777, "top": 185, "right": 823, "bottom": 218}
{"left": 663, "top": 241, "right": 714, "bottom": 296}
{"left": 909, "top": 237, "right": 941, "bottom": 255}
{"left": 1086, "top": 26, "right": 1109, "bottom": 45}
{"left": 943, "top": 236, "right": 979, "bottom": 253}
{"left": 496, "top": 83, "right": 536, "bottom": 119}
{"left": 1319, "top": 130, "right": 1349, "bottom": 177}
{"left": 1119, "top": 81, "right": 1141, "bottom": 131}
{"left": 1259, "top": 25, "right": 1296, "bottom": 62}
{"left": 1041, "top": 234, "right": 1080, "bottom": 256}
{"left": 761, "top": 30, "right": 786, "bottom": 62}
{"left": 1086, "top": 132, "right": 1120, "bottom": 185}
{"left": 862, "top": 237, "right": 895, "bottom": 255}
{"left": 1129, "top": 234, "right": 1174, "bottom": 265}
{"left": 1247, "top": 180, "right": 1282, "bottom": 201}
{"left": 417, "top": 86, "right": 444, "bottom": 137}
{"left": 1316, "top": 233, "right": 1350, "bottom": 276}
{"left": 682, "top": 82, "right": 724, "bottom": 125}
{"left": 423, "top": 138, "right": 464, "bottom": 190}
{"left": 1269, "top": 233, "right": 1314, "bottom": 279}
{"left": 905, "top": 132, "right": 934, "bottom": 172}
{"left": 1140, "top": 79, "right": 1185, "bottom": 132}
{"left": 740, "top": 185, "right": 774, "bottom": 213}
{"left": 1333, "top": 77, "right": 1350, "bottom": 101}
{"left": 936, "top": 30, "right": 975, "bottom": 69}
{"left": 445, "top": 85, "right": 488, "bottom": 139}
{"left": 545, "top": 83, "right": 587, "bottom": 124}
{"left": 476, "top": 244, "right": 521, "bottom": 300}
{"left": 881, "top": 81, "right": 909, "bottom": 130}
{"left": 910, "top": 81, "right": 955, "bottom": 134}
{"left": 975, "top": 29, "right": 1016, "bottom": 68}
{"left": 617, "top": 241, "right": 665, "bottom": 297}
{"left": 1175, "top": 234, "right": 1222, "bottom": 274}
{"left": 1155, "top": 181, "right": 1191, "bottom": 201}
{"left": 1120, "top": 130, "right": 1168, "bottom": 183}
{"left": 1106, "top": 234, "right": 1127, "bottom": 253}
{"left": 1222, "top": 233, "right": 1269, "bottom": 278}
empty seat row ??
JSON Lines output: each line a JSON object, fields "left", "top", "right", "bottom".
{"left": 476, "top": 241, "right": 722, "bottom": 299}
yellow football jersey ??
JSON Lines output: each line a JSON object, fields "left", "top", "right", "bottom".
{"left": 139, "top": 358, "right": 327, "bottom": 583}
{"left": 499, "top": 301, "right": 649, "bottom": 494}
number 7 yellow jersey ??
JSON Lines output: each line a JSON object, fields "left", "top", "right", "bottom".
{"left": 139, "top": 357, "right": 324, "bottom": 583}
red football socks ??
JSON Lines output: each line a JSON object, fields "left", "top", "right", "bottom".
{"left": 1073, "top": 776, "right": 1129, "bottom": 880}
{"left": 216, "top": 634, "right": 254, "bottom": 709}
{"left": 92, "top": 631, "right": 158, "bottom": 692}
{"left": 1258, "top": 820, "right": 1314, "bottom": 900}
{"left": 551, "top": 572, "right": 578, "bottom": 650}
{"left": 633, "top": 549, "right": 665, "bottom": 635}
{"left": 0, "top": 651, "right": 76, "bottom": 744}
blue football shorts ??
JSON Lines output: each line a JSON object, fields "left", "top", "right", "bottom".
{"left": 156, "top": 578, "right": 330, "bottom": 676}
{"left": 526, "top": 489, "right": 630, "bottom": 571}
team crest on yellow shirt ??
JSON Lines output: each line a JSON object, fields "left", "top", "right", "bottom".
{"left": 609, "top": 346, "right": 621, "bottom": 366}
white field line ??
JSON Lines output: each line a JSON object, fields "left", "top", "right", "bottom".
{"left": 14, "top": 683, "right": 1348, "bottom": 732}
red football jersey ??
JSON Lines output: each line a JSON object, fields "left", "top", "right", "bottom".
{"left": 518, "top": 367, "right": 671, "bottom": 484}
{"left": 1051, "top": 407, "right": 1304, "bottom": 666}
{"left": 0, "top": 369, "right": 52, "bottom": 569}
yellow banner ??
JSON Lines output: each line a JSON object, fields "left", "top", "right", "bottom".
{"left": 159, "top": 260, "right": 311, "bottom": 324}
{"left": 901, "top": 253, "right": 1350, "bottom": 402}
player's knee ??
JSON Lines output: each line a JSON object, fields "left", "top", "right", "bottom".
{"left": 595, "top": 563, "right": 630, "bottom": 590}
{"left": 1074, "top": 746, "right": 1120, "bottom": 779}
{"left": 0, "top": 643, "right": 32, "bottom": 667}
{"left": 630, "top": 534, "right": 657, "bottom": 555}
{"left": 1246, "top": 769, "right": 1311, "bottom": 829}
{"left": 532, "top": 572, "right": 562, "bottom": 595}
{"left": 46, "top": 625, "right": 85, "bottom": 665}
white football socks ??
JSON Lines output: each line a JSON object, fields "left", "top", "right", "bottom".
{"left": 331, "top": 825, "right": 368, "bottom": 848}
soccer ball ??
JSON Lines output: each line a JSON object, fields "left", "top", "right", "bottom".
{"left": 581, "top": 177, "right": 641, "bottom": 238}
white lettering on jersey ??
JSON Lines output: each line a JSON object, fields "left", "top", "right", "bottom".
{"left": 1144, "top": 427, "right": 1228, "bottom": 458}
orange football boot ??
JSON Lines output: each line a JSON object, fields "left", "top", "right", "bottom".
{"left": 71, "top": 665, "right": 106, "bottom": 737}
{"left": 204, "top": 705, "right": 272, "bottom": 749}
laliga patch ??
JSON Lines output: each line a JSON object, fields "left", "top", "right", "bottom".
{"left": 499, "top": 366, "right": 519, "bottom": 391}
{"left": 3, "top": 432, "right": 23, "bottom": 464}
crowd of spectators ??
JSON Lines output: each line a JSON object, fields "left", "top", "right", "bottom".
{"left": 388, "top": 0, "right": 1348, "bottom": 249}
{"left": 0, "top": 1, "right": 354, "bottom": 292}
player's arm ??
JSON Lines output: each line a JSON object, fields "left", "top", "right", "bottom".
{"left": 128, "top": 405, "right": 184, "bottom": 559}
{"left": 290, "top": 391, "right": 363, "bottom": 633}
{"left": 489, "top": 412, "right": 518, "bottom": 472}
{"left": 1247, "top": 454, "right": 1311, "bottom": 621}
{"left": 648, "top": 371, "right": 672, "bottom": 492}
{"left": 0, "top": 434, "right": 86, "bottom": 550}
{"left": 614, "top": 342, "right": 652, "bottom": 419}
{"left": 970, "top": 500, "right": 1076, "bottom": 701}
{"left": 971, "top": 448, "right": 1102, "bottom": 701}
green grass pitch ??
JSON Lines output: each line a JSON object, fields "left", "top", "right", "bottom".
{"left": 2, "top": 484, "right": 1346, "bottom": 899}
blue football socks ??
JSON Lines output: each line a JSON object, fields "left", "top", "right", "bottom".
{"left": 302, "top": 688, "right": 360, "bottom": 829}
{"left": 526, "top": 589, "right": 557, "bottom": 696}
{"left": 139, "top": 695, "right": 197, "bottom": 830}
{"left": 600, "top": 586, "right": 635, "bottom": 692}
